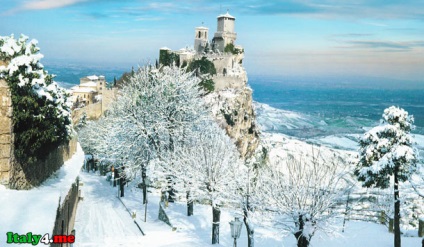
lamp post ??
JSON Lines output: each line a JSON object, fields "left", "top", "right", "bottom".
{"left": 144, "top": 177, "right": 150, "bottom": 222}
{"left": 229, "top": 217, "right": 243, "bottom": 247}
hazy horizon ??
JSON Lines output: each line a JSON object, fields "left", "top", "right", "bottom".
{"left": 1, "top": 0, "right": 423, "bottom": 82}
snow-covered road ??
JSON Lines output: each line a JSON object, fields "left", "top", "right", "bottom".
{"left": 73, "top": 172, "right": 209, "bottom": 247}
{"left": 74, "top": 172, "right": 143, "bottom": 246}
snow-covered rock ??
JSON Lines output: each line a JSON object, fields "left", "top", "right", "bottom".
{"left": 205, "top": 86, "right": 260, "bottom": 159}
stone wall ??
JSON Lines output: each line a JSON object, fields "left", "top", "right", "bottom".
{"left": 0, "top": 60, "right": 13, "bottom": 186}
{"left": 9, "top": 137, "right": 78, "bottom": 189}
{"left": 72, "top": 102, "right": 102, "bottom": 124}
{"left": 72, "top": 87, "right": 117, "bottom": 124}
{"left": 52, "top": 177, "right": 80, "bottom": 247}
{"left": 101, "top": 87, "right": 117, "bottom": 114}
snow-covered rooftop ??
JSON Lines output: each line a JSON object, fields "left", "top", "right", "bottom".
{"left": 86, "top": 75, "right": 99, "bottom": 80}
{"left": 160, "top": 47, "right": 171, "bottom": 50}
{"left": 195, "top": 26, "right": 209, "bottom": 30}
{"left": 217, "top": 12, "right": 235, "bottom": 19}
{"left": 73, "top": 87, "right": 96, "bottom": 93}
{"left": 80, "top": 81, "right": 98, "bottom": 87}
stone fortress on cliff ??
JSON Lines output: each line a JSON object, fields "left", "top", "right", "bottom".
{"left": 160, "top": 11, "right": 247, "bottom": 92}
{"left": 159, "top": 11, "right": 260, "bottom": 159}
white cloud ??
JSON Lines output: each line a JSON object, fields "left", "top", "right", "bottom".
{"left": 22, "top": 0, "right": 87, "bottom": 10}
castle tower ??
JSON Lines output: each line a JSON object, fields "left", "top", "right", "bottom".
{"left": 212, "top": 11, "right": 237, "bottom": 52}
{"left": 194, "top": 26, "right": 209, "bottom": 53}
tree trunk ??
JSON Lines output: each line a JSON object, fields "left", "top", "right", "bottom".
{"left": 294, "top": 232, "right": 310, "bottom": 247}
{"left": 142, "top": 172, "right": 147, "bottom": 204}
{"left": 212, "top": 206, "right": 221, "bottom": 244}
{"left": 143, "top": 184, "right": 147, "bottom": 204}
{"left": 187, "top": 191, "right": 193, "bottom": 216}
{"left": 294, "top": 214, "right": 310, "bottom": 247}
{"left": 394, "top": 169, "right": 401, "bottom": 247}
{"left": 243, "top": 209, "right": 254, "bottom": 247}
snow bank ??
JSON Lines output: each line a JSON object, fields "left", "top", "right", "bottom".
{"left": 0, "top": 143, "right": 84, "bottom": 243}
{"left": 261, "top": 132, "right": 356, "bottom": 166}
{"left": 315, "top": 134, "right": 360, "bottom": 151}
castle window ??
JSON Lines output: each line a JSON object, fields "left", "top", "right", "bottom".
{"left": 198, "top": 31, "right": 201, "bottom": 38}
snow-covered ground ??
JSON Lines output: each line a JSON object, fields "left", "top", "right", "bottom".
{"left": 0, "top": 143, "right": 84, "bottom": 244}
{"left": 254, "top": 101, "right": 424, "bottom": 155}
{"left": 73, "top": 172, "right": 144, "bottom": 247}
{"left": 73, "top": 172, "right": 422, "bottom": 246}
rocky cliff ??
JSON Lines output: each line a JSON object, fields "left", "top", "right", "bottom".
{"left": 204, "top": 61, "right": 260, "bottom": 159}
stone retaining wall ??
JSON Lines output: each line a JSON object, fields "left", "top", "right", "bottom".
{"left": 51, "top": 177, "right": 80, "bottom": 247}
{"left": 0, "top": 60, "right": 13, "bottom": 186}
{"left": 9, "top": 137, "right": 78, "bottom": 189}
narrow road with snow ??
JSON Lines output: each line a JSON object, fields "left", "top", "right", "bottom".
{"left": 73, "top": 172, "right": 209, "bottom": 247}
{"left": 73, "top": 172, "right": 143, "bottom": 247}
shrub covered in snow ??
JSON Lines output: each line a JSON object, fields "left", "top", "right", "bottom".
{"left": 256, "top": 153, "right": 352, "bottom": 247}
{"left": 0, "top": 34, "right": 72, "bottom": 164}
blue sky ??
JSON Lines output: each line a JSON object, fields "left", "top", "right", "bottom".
{"left": 1, "top": 0, "right": 423, "bottom": 81}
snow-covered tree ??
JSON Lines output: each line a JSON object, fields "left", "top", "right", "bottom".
{"left": 78, "top": 118, "right": 116, "bottom": 157}
{"left": 173, "top": 121, "right": 243, "bottom": 244}
{"left": 257, "top": 152, "right": 351, "bottom": 247}
{"left": 108, "top": 65, "right": 208, "bottom": 197}
{"left": 74, "top": 112, "right": 87, "bottom": 130}
{"left": 238, "top": 145, "right": 268, "bottom": 247}
{"left": 0, "top": 34, "right": 72, "bottom": 165}
{"left": 77, "top": 64, "right": 210, "bottom": 213}
{"left": 355, "top": 106, "right": 419, "bottom": 247}
{"left": 80, "top": 65, "right": 205, "bottom": 162}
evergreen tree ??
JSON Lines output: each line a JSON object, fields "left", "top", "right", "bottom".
{"left": 187, "top": 57, "right": 216, "bottom": 93}
{"left": 0, "top": 34, "right": 72, "bottom": 165}
{"left": 355, "top": 106, "right": 419, "bottom": 247}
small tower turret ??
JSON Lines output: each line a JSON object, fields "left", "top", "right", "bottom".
{"left": 212, "top": 11, "right": 237, "bottom": 52}
{"left": 194, "top": 26, "right": 209, "bottom": 53}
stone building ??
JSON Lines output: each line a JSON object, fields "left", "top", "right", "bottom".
{"left": 212, "top": 11, "right": 237, "bottom": 52}
{"left": 70, "top": 75, "right": 117, "bottom": 124}
{"left": 194, "top": 26, "right": 209, "bottom": 53}
{"left": 70, "top": 75, "right": 106, "bottom": 106}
